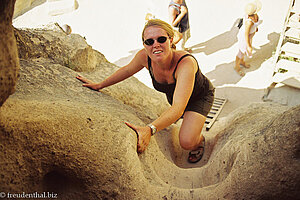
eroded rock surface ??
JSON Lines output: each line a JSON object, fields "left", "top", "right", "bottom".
{"left": 0, "top": 0, "right": 20, "bottom": 106}
{"left": 0, "top": 20, "right": 299, "bottom": 200}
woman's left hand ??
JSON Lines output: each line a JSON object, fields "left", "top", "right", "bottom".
{"left": 125, "top": 122, "right": 152, "bottom": 153}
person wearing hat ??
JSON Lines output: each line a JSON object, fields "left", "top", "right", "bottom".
{"left": 234, "top": 0, "right": 262, "bottom": 76}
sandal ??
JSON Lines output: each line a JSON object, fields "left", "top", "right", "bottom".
{"left": 242, "top": 63, "right": 251, "bottom": 69}
{"left": 240, "top": 61, "right": 251, "bottom": 69}
{"left": 234, "top": 66, "right": 245, "bottom": 77}
{"left": 187, "top": 137, "right": 205, "bottom": 163}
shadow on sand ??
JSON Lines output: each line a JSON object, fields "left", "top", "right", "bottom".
{"left": 205, "top": 32, "right": 279, "bottom": 87}
{"left": 113, "top": 49, "right": 141, "bottom": 67}
{"left": 189, "top": 19, "right": 240, "bottom": 55}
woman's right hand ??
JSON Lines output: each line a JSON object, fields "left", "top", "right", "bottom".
{"left": 76, "top": 75, "right": 102, "bottom": 91}
{"left": 125, "top": 122, "right": 152, "bottom": 153}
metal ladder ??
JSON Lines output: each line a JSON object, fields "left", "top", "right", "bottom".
{"left": 263, "top": 0, "right": 300, "bottom": 100}
{"left": 205, "top": 97, "right": 227, "bottom": 131}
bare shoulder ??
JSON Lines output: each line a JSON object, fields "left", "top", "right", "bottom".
{"left": 136, "top": 49, "right": 148, "bottom": 59}
{"left": 174, "top": 51, "right": 198, "bottom": 73}
{"left": 174, "top": 50, "right": 195, "bottom": 63}
{"left": 175, "top": 50, "right": 190, "bottom": 55}
{"left": 132, "top": 49, "right": 148, "bottom": 67}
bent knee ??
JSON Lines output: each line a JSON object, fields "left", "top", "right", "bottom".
{"left": 179, "top": 138, "right": 198, "bottom": 150}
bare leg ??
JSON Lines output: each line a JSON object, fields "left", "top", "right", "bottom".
{"left": 179, "top": 111, "right": 206, "bottom": 150}
{"left": 181, "top": 33, "right": 192, "bottom": 52}
{"left": 240, "top": 34, "right": 254, "bottom": 68}
{"left": 240, "top": 57, "right": 251, "bottom": 68}
{"left": 173, "top": 30, "right": 183, "bottom": 45}
{"left": 179, "top": 111, "right": 207, "bottom": 163}
{"left": 234, "top": 55, "right": 245, "bottom": 76}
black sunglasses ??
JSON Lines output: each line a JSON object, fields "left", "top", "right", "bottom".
{"left": 144, "top": 36, "right": 168, "bottom": 46}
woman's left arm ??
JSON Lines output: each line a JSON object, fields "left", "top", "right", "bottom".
{"left": 173, "top": 5, "right": 188, "bottom": 26}
{"left": 153, "top": 57, "right": 196, "bottom": 131}
{"left": 126, "top": 57, "right": 197, "bottom": 153}
{"left": 171, "top": 5, "right": 188, "bottom": 27}
{"left": 245, "top": 20, "right": 254, "bottom": 55}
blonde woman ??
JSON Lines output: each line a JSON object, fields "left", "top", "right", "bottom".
{"left": 76, "top": 19, "right": 214, "bottom": 163}
{"left": 235, "top": 0, "right": 262, "bottom": 76}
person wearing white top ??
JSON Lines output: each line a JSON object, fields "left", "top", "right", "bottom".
{"left": 234, "top": 0, "right": 262, "bottom": 76}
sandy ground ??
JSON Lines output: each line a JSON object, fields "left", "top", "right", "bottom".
{"left": 13, "top": 0, "right": 298, "bottom": 119}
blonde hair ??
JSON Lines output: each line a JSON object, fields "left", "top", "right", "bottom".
{"left": 245, "top": 0, "right": 262, "bottom": 16}
{"left": 245, "top": 3, "right": 257, "bottom": 15}
{"left": 142, "top": 19, "right": 176, "bottom": 49}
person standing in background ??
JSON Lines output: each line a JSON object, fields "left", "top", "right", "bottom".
{"left": 169, "top": 0, "right": 191, "bottom": 51}
{"left": 234, "top": 0, "right": 262, "bottom": 76}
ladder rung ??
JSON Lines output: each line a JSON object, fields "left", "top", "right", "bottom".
{"left": 205, "top": 98, "right": 227, "bottom": 131}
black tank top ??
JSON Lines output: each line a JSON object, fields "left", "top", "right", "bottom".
{"left": 148, "top": 54, "right": 209, "bottom": 105}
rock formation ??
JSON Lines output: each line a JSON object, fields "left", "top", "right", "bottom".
{"left": 0, "top": 1, "right": 299, "bottom": 199}
{"left": 0, "top": 27, "right": 299, "bottom": 200}
{"left": 0, "top": 0, "right": 20, "bottom": 106}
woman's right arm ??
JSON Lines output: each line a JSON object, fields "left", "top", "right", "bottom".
{"left": 76, "top": 49, "right": 147, "bottom": 91}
